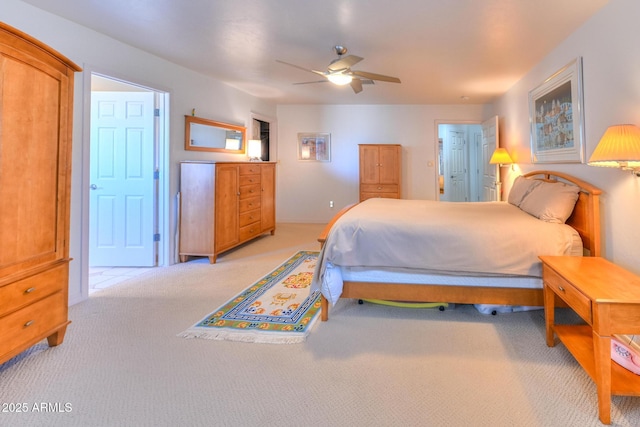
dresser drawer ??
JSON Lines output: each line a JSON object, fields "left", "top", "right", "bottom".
{"left": 239, "top": 183, "right": 261, "bottom": 199}
{"left": 543, "top": 265, "right": 592, "bottom": 323}
{"left": 239, "top": 196, "right": 261, "bottom": 213}
{"left": 0, "top": 264, "right": 67, "bottom": 317}
{"left": 239, "top": 164, "right": 261, "bottom": 175}
{"left": 360, "top": 184, "right": 399, "bottom": 193}
{"left": 361, "top": 192, "right": 400, "bottom": 201}
{"left": 239, "top": 209, "right": 261, "bottom": 227}
{"left": 0, "top": 291, "right": 67, "bottom": 358}
{"left": 239, "top": 223, "right": 261, "bottom": 241}
{"left": 239, "top": 174, "right": 260, "bottom": 187}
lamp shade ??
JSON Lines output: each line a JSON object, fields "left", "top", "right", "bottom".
{"left": 588, "top": 124, "right": 640, "bottom": 169}
{"left": 489, "top": 147, "right": 513, "bottom": 165}
{"left": 247, "top": 139, "right": 262, "bottom": 160}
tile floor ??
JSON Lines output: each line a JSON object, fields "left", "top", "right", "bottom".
{"left": 89, "top": 267, "right": 154, "bottom": 294}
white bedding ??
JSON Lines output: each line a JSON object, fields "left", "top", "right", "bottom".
{"left": 312, "top": 198, "right": 582, "bottom": 305}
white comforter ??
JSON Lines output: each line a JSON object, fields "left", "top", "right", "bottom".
{"left": 312, "top": 198, "right": 582, "bottom": 305}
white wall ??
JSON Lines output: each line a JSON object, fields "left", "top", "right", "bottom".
{"left": 3, "top": 0, "right": 277, "bottom": 304}
{"left": 493, "top": 0, "right": 640, "bottom": 273}
{"left": 276, "top": 104, "right": 489, "bottom": 222}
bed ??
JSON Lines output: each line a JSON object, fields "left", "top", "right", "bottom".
{"left": 312, "top": 170, "right": 602, "bottom": 321}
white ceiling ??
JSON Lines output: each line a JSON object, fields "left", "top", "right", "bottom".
{"left": 22, "top": 0, "right": 609, "bottom": 105}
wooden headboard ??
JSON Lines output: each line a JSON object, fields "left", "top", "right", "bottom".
{"left": 523, "top": 170, "right": 602, "bottom": 257}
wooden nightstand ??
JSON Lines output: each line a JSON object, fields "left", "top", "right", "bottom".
{"left": 540, "top": 256, "right": 640, "bottom": 425}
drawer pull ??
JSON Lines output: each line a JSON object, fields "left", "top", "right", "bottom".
{"left": 24, "top": 320, "right": 34, "bottom": 327}
{"left": 24, "top": 287, "right": 36, "bottom": 294}
{"left": 377, "top": 186, "right": 382, "bottom": 190}
{"left": 558, "top": 286, "right": 565, "bottom": 292}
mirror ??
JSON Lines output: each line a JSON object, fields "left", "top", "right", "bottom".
{"left": 185, "top": 115, "right": 246, "bottom": 153}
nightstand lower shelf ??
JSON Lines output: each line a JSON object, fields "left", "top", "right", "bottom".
{"left": 555, "top": 324, "right": 640, "bottom": 396}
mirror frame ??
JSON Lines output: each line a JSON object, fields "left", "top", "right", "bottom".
{"left": 184, "top": 115, "right": 246, "bottom": 153}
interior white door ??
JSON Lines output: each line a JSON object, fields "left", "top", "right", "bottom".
{"left": 445, "top": 129, "right": 468, "bottom": 202}
{"left": 480, "top": 116, "right": 499, "bottom": 201}
{"left": 90, "top": 91, "right": 156, "bottom": 266}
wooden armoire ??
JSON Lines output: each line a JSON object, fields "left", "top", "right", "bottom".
{"left": 0, "top": 23, "right": 81, "bottom": 365}
{"left": 179, "top": 161, "right": 276, "bottom": 263}
{"left": 359, "top": 144, "right": 402, "bottom": 201}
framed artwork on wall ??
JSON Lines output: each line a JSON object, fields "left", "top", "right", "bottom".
{"left": 297, "top": 133, "right": 331, "bottom": 162}
{"left": 529, "top": 57, "right": 585, "bottom": 163}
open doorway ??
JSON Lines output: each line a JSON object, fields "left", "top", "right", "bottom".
{"left": 87, "top": 74, "right": 168, "bottom": 293}
{"left": 251, "top": 112, "right": 277, "bottom": 161}
{"left": 436, "top": 117, "right": 499, "bottom": 202}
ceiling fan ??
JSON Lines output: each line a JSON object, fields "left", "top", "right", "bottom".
{"left": 276, "top": 45, "right": 401, "bottom": 94}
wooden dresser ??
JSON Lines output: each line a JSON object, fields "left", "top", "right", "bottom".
{"left": 0, "top": 23, "right": 81, "bottom": 365}
{"left": 359, "top": 144, "right": 401, "bottom": 201}
{"left": 179, "top": 161, "right": 276, "bottom": 263}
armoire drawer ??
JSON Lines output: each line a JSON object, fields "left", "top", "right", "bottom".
{"left": 239, "top": 174, "right": 260, "bottom": 187}
{"left": 0, "top": 264, "right": 67, "bottom": 317}
{"left": 0, "top": 291, "right": 67, "bottom": 358}
{"left": 240, "top": 223, "right": 261, "bottom": 241}
{"left": 360, "top": 184, "right": 399, "bottom": 193}
{"left": 239, "top": 164, "right": 261, "bottom": 175}
{"left": 360, "top": 192, "right": 400, "bottom": 201}
{"left": 239, "top": 183, "right": 261, "bottom": 199}
{"left": 240, "top": 209, "right": 261, "bottom": 227}
{"left": 239, "top": 196, "right": 261, "bottom": 213}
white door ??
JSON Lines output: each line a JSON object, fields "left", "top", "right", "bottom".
{"left": 445, "top": 129, "right": 468, "bottom": 202}
{"left": 90, "top": 92, "right": 156, "bottom": 266}
{"left": 480, "top": 116, "right": 499, "bottom": 201}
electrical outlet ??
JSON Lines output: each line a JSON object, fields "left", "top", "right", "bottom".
{"left": 329, "top": 200, "right": 334, "bottom": 208}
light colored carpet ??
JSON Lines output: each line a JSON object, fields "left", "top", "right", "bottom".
{"left": 1, "top": 223, "right": 639, "bottom": 427}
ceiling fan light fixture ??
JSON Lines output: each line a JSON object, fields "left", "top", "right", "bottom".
{"left": 327, "top": 73, "right": 353, "bottom": 86}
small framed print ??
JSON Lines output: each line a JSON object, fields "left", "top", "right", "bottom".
{"left": 529, "top": 57, "right": 585, "bottom": 163}
{"left": 298, "top": 133, "right": 331, "bottom": 162}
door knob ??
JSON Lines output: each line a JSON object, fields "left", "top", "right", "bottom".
{"left": 90, "top": 184, "right": 98, "bottom": 190}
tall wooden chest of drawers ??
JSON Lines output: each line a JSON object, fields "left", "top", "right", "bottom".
{"left": 179, "top": 161, "right": 276, "bottom": 263}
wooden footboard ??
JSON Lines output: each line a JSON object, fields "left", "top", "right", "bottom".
{"left": 317, "top": 170, "right": 602, "bottom": 321}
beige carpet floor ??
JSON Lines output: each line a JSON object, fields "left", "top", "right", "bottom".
{"left": 1, "top": 223, "right": 639, "bottom": 426}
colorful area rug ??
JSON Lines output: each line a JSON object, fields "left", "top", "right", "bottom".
{"left": 179, "top": 251, "right": 321, "bottom": 344}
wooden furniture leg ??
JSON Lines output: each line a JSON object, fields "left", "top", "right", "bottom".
{"left": 593, "top": 331, "right": 612, "bottom": 425}
{"left": 544, "top": 284, "right": 556, "bottom": 347}
{"left": 321, "top": 295, "right": 329, "bottom": 321}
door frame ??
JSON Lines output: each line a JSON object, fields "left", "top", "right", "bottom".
{"left": 434, "top": 120, "right": 481, "bottom": 201}
{"left": 80, "top": 67, "right": 170, "bottom": 300}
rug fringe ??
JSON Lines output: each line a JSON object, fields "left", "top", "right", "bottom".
{"left": 178, "top": 328, "right": 308, "bottom": 344}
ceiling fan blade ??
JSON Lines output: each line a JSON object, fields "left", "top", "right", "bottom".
{"left": 352, "top": 70, "right": 401, "bottom": 83}
{"left": 350, "top": 79, "right": 363, "bottom": 94}
{"left": 276, "top": 60, "right": 326, "bottom": 77}
{"left": 328, "top": 55, "right": 363, "bottom": 71}
{"left": 293, "top": 80, "right": 329, "bottom": 85}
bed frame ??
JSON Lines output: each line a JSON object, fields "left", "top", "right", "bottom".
{"left": 317, "top": 170, "right": 602, "bottom": 321}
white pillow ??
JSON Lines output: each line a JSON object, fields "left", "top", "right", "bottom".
{"left": 508, "top": 176, "right": 541, "bottom": 207}
{"left": 519, "top": 180, "right": 580, "bottom": 224}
